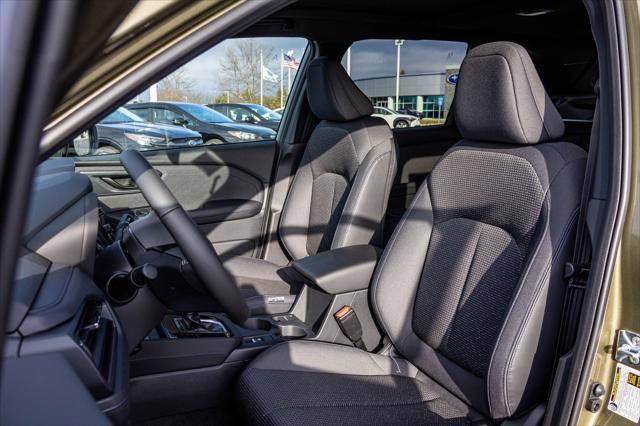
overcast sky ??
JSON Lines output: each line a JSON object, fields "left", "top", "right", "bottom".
{"left": 180, "top": 37, "right": 308, "bottom": 94}
{"left": 161, "top": 38, "right": 467, "bottom": 96}
{"left": 346, "top": 39, "right": 468, "bottom": 80}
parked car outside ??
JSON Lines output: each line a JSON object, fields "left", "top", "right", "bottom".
{"left": 74, "top": 107, "right": 203, "bottom": 155}
{"left": 372, "top": 106, "right": 420, "bottom": 128}
{"left": 395, "top": 108, "right": 424, "bottom": 119}
{"left": 207, "top": 103, "right": 282, "bottom": 131}
{"left": 126, "top": 102, "right": 276, "bottom": 144}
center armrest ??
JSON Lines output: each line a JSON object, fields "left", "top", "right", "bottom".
{"left": 291, "top": 245, "right": 380, "bottom": 294}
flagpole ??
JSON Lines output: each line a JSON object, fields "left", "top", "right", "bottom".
{"left": 280, "top": 50, "right": 284, "bottom": 108}
{"left": 260, "top": 50, "right": 264, "bottom": 106}
{"left": 394, "top": 40, "right": 404, "bottom": 110}
{"left": 288, "top": 67, "right": 291, "bottom": 93}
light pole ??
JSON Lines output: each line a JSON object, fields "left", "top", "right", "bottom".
{"left": 280, "top": 49, "right": 284, "bottom": 108}
{"left": 394, "top": 39, "right": 404, "bottom": 111}
{"left": 259, "top": 50, "right": 264, "bottom": 106}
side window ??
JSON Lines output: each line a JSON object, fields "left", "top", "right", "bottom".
{"left": 130, "top": 107, "right": 152, "bottom": 121}
{"left": 228, "top": 106, "right": 253, "bottom": 123}
{"left": 153, "top": 107, "right": 183, "bottom": 125}
{"left": 66, "top": 37, "right": 308, "bottom": 156}
{"left": 342, "top": 39, "right": 467, "bottom": 128}
{"left": 213, "top": 105, "right": 227, "bottom": 116}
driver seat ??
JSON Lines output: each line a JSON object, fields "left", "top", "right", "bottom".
{"left": 236, "top": 42, "right": 587, "bottom": 424}
{"left": 224, "top": 57, "right": 397, "bottom": 315}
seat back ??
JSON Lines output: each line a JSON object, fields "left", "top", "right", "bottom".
{"left": 371, "top": 42, "right": 587, "bottom": 420}
{"left": 279, "top": 57, "right": 396, "bottom": 260}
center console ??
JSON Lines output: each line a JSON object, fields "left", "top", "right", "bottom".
{"left": 128, "top": 310, "right": 314, "bottom": 378}
{"left": 124, "top": 309, "right": 316, "bottom": 422}
{"left": 90, "top": 207, "right": 386, "bottom": 422}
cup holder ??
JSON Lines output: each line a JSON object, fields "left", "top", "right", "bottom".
{"left": 243, "top": 318, "right": 273, "bottom": 331}
{"left": 243, "top": 317, "right": 307, "bottom": 339}
{"left": 106, "top": 273, "right": 138, "bottom": 305}
{"left": 278, "top": 324, "right": 307, "bottom": 338}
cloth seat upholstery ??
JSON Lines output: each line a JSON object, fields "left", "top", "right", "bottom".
{"left": 237, "top": 41, "right": 587, "bottom": 424}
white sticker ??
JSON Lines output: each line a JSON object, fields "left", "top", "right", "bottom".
{"left": 607, "top": 362, "right": 640, "bottom": 423}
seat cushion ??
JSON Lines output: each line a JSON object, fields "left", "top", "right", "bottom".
{"left": 237, "top": 341, "right": 483, "bottom": 425}
{"left": 222, "top": 257, "right": 304, "bottom": 315}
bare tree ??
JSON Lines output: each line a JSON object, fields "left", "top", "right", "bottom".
{"left": 157, "top": 68, "right": 195, "bottom": 101}
{"left": 157, "top": 67, "right": 215, "bottom": 103}
{"left": 217, "top": 39, "right": 276, "bottom": 103}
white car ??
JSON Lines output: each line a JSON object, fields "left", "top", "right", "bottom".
{"left": 372, "top": 106, "right": 419, "bottom": 128}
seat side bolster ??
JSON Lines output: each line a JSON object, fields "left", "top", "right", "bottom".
{"left": 331, "top": 139, "right": 397, "bottom": 250}
{"left": 247, "top": 340, "right": 419, "bottom": 377}
{"left": 487, "top": 154, "right": 586, "bottom": 419}
{"left": 279, "top": 164, "right": 313, "bottom": 260}
{"left": 370, "top": 180, "right": 434, "bottom": 343}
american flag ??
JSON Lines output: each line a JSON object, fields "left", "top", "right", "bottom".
{"left": 282, "top": 51, "right": 299, "bottom": 70}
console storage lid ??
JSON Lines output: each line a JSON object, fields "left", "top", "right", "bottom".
{"left": 291, "top": 245, "right": 379, "bottom": 294}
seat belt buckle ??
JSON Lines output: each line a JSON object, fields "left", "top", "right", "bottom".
{"left": 334, "top": 306, "right": 365, "bottom": 349}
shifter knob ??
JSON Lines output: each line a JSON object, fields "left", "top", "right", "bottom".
{"left": 129, "top": 264, "right": 157, "bottom": 288}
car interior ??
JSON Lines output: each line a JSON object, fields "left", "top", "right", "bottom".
{"left": 3, "top": 0, "right": 616, "bottom": 425}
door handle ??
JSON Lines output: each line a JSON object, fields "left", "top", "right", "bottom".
{"left": 100, "top": 169, "right": 162, "bottom": 190}
{"left": 102, "top": 176, "right": 138, "bottom": 190}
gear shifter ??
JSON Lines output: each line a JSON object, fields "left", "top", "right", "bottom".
{"left": 173, "top": 312, "right": 230, "bottom": 337}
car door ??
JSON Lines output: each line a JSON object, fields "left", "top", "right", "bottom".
{"left": 74, "top": 142, "right": 276, "bottom": 258}
{"left": 65, "top": 36, "right": 309, "bottom": 259}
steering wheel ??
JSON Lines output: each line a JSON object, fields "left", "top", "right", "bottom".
{"left": 120, "top": 149, "right": 249, "bottom": 324}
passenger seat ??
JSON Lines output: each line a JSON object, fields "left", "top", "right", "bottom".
{"left": 224, "top": 57, "right": 397, "bottom": 315}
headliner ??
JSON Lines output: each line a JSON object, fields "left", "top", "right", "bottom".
{"left": 240, "top": 0, "right": 596, "bottom": 95}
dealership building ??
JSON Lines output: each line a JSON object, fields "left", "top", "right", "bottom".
{"left": 353, "top": 67, "right": 460, "bottom": 119}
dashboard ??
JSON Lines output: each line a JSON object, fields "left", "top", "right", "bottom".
{"left": 1, "top": 158, "right": 129, "bottom": 424}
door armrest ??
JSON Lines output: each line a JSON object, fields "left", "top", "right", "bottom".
{"left": 291, "top": 245, "right": 380, "bottom": 294}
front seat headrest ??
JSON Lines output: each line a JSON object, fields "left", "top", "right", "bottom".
{"left": 307, "top": 57, "right": 374, "bottom": 122}
{"left": 454, "top": 41, "right": 565, "bottom": 144}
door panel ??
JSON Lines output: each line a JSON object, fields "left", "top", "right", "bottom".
{"left": 75, "top": 141, "right": 277, "bottom": 258}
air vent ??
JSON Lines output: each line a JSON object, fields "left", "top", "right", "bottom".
{"left": 75, "top": 301, "right": 114, "bottom": 378}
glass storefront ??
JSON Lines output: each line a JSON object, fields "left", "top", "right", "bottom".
{"left": 371, "top": 97, "right": 388, "bottom": 107}
{"left": 423, "top": 95, "right": 445, "bottom": 119}
{"left": 396, "top": 96, "right": 417, "bottom": 110}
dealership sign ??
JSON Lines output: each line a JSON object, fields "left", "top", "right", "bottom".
{"left": 447, "top": 73, "right": 459, "bottom": 85}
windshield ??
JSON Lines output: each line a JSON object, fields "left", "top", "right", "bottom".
{"left": 247, "top": 104, "right": 281, "bottom": 121}
{"left": 178, "top": 103, "right": 232, "bottom": 123}
{"left": 100, "top": 107, "right": 145, "bottom": 124}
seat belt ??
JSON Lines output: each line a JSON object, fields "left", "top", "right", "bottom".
{"left": 555, "top": 81, "right": 600, "bottom": 358}
{"left": 334, "top": 305, "right": 367, "bottom": 350}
